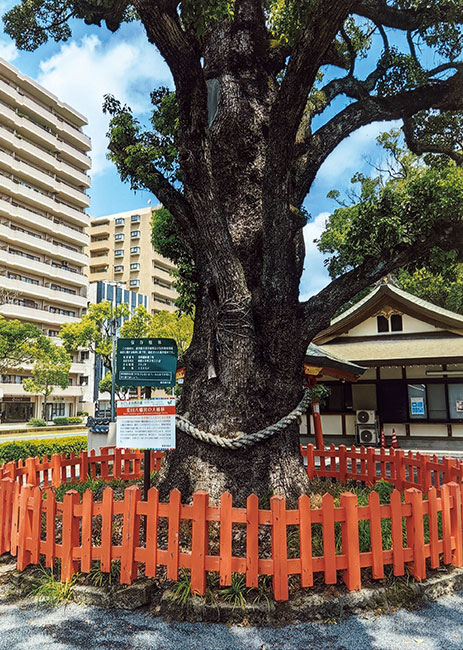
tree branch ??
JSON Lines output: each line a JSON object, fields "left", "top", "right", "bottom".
{"left": 301, "top": 220, "right": 463, "bottom": 338}
{"left": 402, "top": 117, "right": 463, "bottom": 165}
{"left": 353, "top": 0, "right": 463, "bottom": 31}
{"left": 292, "top": 69, "right": 463, "bottom": 205}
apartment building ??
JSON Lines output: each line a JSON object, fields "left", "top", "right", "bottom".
{"left": 0, "top": 58, "right": 92, "bottom": 422}
{"left": 87, "top": 207, "right": 178, "bottom": 314}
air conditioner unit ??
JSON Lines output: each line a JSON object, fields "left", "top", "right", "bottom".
{"left": 356, "top": 424, "right": 379, "bottom": 446}
{"left": 356, "top": 409, "right": 376, "bottom": 425}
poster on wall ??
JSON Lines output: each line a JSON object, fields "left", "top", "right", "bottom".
{"left": 410, "top": 397, "right": 425, "bottom": 416}
{"left": 456, "top": 400, "right": 463, "bottom": 413}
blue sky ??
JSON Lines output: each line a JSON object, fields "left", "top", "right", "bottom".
{"left": 0, "top": 4, "right": 402, "bottom": 298}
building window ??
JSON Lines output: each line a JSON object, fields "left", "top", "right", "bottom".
{"left": 377, "top": 315, "right": 389, "bottom": 332}
{"left": 448, "top": 384, "right": 463, "bottom": 419}
{"left": 50, "top": 403, "right": 65, "bottom": 418}
{"left": 49, "top": 307, "right": 75, "bottom": 317}
{"left": 49, "top": 330, "right": 59, "bottom": 337}
{"left": 130, "top": 280, "right": 140, "bottom": 287}
{"left": 391, "top": 314, "right": 403, "bottom": 332}
{"left": 130, "top": 263, "right": 140, "bottom": 271}
{"left": 427, "top": 384, "right": 447, "bottom": 420}
{"left": 115, "top": 218, "right": 125, "bottom": 226}
{"left": 131, "top": 214, "right": 141, "bottom": 223}
{"left": 131, "top": 230, "right": 140, "bottom": 238}
{"left": 115, "top": 233, "right": 124, "bottom": 241}
{"left": 130, "top": 247, "right": 140, "bottom": 255}
{"left": 408, "top": 384, "right": 427, "bottom": 419}
{"left": 51, "top": 284, "right": 76, "bottom": 295}
{"left": 115, "top": 249, "right": 124, "bottom": 257}
{"left": 79, "top": 376, "right": 88, "bottom": 386}
{"left": 114, "top": 265, "right": 124, "bottom": 273}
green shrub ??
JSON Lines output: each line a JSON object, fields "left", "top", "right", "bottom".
{"left": 53, "top": 416, "right": 83, "bottom": 425}
{"left": 0, "top": 436, "right": 87, "bottom": 464}
{"left": 77, "top": 411, "right": 88, "bottom": 417}
{"left": 27, "top": 418, "right": 47, "bottom": 427}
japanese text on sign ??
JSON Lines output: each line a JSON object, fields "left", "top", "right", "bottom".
{"left": 116, "top": 399, "right": 176, "bottom": 450}
{"left": 116, "top": 338, "right": 178, "bottom": 387}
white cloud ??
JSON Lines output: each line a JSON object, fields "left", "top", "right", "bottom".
{"left": 299, "top": 211, "right": 332, "bottom": 301}
{"left": 0, "top": 39, "right": 17, "bottom": 62}
{"left": 315, "top": 121, "right": 401, "bottom": 187}
{"left": 37, "top": 33, "right": 172, "bottom": 175}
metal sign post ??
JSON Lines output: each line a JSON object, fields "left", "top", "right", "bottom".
{"left": 115, "top": 338, "right": 178, "bottom": 511}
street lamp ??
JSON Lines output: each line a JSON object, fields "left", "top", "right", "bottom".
{"left": 108, "top": 282, "right": 122, "bottom": 423}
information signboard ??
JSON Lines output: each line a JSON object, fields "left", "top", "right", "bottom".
{"left": 116, "top": 399, "right": 176, "bottom": 450}
{"left": 116, "top": 338, "right": 178, "bottom": 387}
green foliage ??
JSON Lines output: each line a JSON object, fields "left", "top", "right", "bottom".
{"left": 0, "top": 317, "right": 49, "bottom": 375}
{"left": 53, "top": 478, "right": 106, "bottom": 502}
{"left": 119, "top": 305, "right": 151, "bottom": 338}
{"left": 29, "top": 565, "right": 78, "bottom": 605}
{"left": 0, "top": 436, "right": 86, "bottom": 464}
{"left": 60, "top": 301, "right": 129, "bottom": 371}
{"left": 77, "top": 411, "right": 88, "bottom": 417}
{"left": 320, "top": 130, "right": 463, "bottom": 312}
{"left": 171, "top": 568, "right": 193, "bottom": 605}
{"left": 218, "top": 573, "right": 247, "bottom": 610}
{"left": 148, "top": 310, "right": 194, "bottom": 355}
{"left": 23, "top": 344, "right": 71, "bottom": 417}
{"left": 151, "top": 207, "right": 197, "bottom": 315}
{"left": 309, "top": 383, "right": 331, "bottom": 405}
{"left": 27, "top": 418, "right": 47, "bottom": 427}
{"left": 87, "top": 560, "right": 121, "bottom": 588}
{"left": 53, "top": 417, "right": 83, "bottom": 425}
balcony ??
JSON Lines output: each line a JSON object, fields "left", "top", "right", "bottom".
{"left": 0, "top": 302, "right": 82, "bottom": 326}
{"left": 0, "top": 101, "right": 90, "bottom": 172}
{"left": 0, "top": 78, "right": 91, "bottom": 153}
{"left": 0, "top": 151, "right": 90, "bottom": 209}
{"left": 0, "top": 224, "right": 88, "bottom": 267}
{"left": 0, "top": 173, "right": 88, "bottom": 229}
{"left": 0, "top": 249, "right": 88, "bottom": 287}
{"left": 151, "top": 299, "right": 176, "bottom": 314}
{"left": 0, "top": 198, "right": 87, "bottom": 246}
{"left": 0, "top": 128, "right": 91, "bottom": 189}
{"left": 0, "top": 275, "right": 87, "bottom": 308}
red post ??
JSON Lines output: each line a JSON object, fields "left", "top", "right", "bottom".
{"left": 312, "top": 401, "right": 324, "bottom": 451}
{"left": 341, "top": 492, "right": 361, "bottom": 590}
{"left": 191, "top": 490, "right": 209, "bottom": 595}
{"left": 271, "top": 495, "right": 289, "bottom": 601}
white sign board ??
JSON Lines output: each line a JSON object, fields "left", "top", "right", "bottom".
{"left": 116, "top": 398, "right": 176, "bottom": 450}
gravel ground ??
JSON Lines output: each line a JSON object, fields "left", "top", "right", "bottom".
{"left": 0, "top": 581, "right": 463, "bottom": 650}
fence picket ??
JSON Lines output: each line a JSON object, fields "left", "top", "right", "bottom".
{"left": 270, "top": 495, "right": 288, "bottom": 601}
{"left": 427, "top": 487, "right": 439, "bottom": 569}
{"left": 390, "top": 489, "right": 404, "bottom": 576}
{"left": 341, "top": 492, "right": 361, "bottom": 590}
{"left": 44, "top": 488, "right": 56, "bottom": 568}
{"left": 322, "top": 493, "right": 337, "bottom": 585}
{"left": 405, "top": 488, "right": 426, "bottom": 581}
{"left": 298, "top": 494, "right": 313, "bottom": 588}
{"left": 61, "top": 490, "right": 80, "bottom": 582}
{"left": 219, "top": 492, "right": 233, "bottom": 586}
{"left": 16, "top": 485, "right": 33, "bottom": 571}
{"left": 449, "top": 483, "right": 463, "bottom": 567}
{"left": 120, "top": 485, "right": 141, "bottom": 584}
{"left": 145, "top": 487, "right": 159, "bottom": 578}
{"left": 81, "top": 489, "right": 93, "bottom": 573}
{"left": 369, "top": 490, "right": 384, "bottom": 579}
{"left": 30, "top": 486, "right": 42, "bottom": 565}
{"left": 167, "top": 489, "right": 181, "bottom": 581}
{"left": 246, "top": 493, "right": 259, "bottom": 588}
{"left": 100, "top": 487, "right": 113, "bottom": 572}
{"left": 441, "top": 484, "right": 452, "bottom": 564}
{"left": 191, "top": 490, "right": 209, "bottom": 595}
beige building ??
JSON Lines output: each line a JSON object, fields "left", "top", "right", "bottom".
{"left": 87, "top": 207, "right": 178, "bottom": 313}
{"left": 309, "top": 281, "right": 463, "bottom": 449}
{"left": 0, "top": 57, "right": 93, "bottom": 422}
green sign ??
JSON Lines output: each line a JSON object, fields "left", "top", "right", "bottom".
{"left": 116, "top": 338, "right": 178, "bottom": 387}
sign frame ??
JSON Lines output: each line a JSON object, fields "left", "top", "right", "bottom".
{"left": 116, "top": 337, "right": 178, "bottom": 387}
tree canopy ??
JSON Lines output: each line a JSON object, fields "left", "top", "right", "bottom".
{"left": 318, "top": 130, "right": 463, "bottom": 313}
{"left": 0, "top": 317, "right": 50, "bottom": 375}
{"left": 23, "top": 344, "right": 71, "bottom": 419}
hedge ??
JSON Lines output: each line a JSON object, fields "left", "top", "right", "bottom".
{"left": 53, "top": 417, "right": 83, "bottom": 426}
{"left": 0, "top": 436, "right": 87, "bottom": 464}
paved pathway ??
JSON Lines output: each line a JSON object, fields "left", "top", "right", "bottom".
{"left": 0, "top": 584, "right": 463, "bottom": 650}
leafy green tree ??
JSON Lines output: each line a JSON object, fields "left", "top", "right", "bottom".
{"left": 148, "top": 310, "right": 194, "bottom": 356}
{"left": 7, "top": 1, "right": 463, "bottom": 501}
{"left": 23, "top": 345, "right": 72, "bottom": 420}
{"left": 60, "top": 301, "right": 129, "bottom": 372}
{"left": 0, "top": 317, "right": 48, "bottom": 375}
{"left": 119, "top": 305, "right": 152, "bottom": 339}
{"left": 318, "top": 131, "right": 463, "bottom": 313}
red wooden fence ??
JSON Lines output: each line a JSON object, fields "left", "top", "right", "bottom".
{"left": 0, "top": 444, "right": 463, "bottom": 601}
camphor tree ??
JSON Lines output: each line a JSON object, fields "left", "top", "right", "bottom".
{"left": 22, "top": 343, "right": 72, "bottom": 420}
{"left": 6, "top": 1, "right": 463, "bottom": 502}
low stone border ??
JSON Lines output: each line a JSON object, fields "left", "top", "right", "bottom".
{"left": 4, "top": 560, "right": 463, "bottom": 625}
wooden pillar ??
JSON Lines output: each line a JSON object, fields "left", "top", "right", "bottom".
{"left": 309, "top": 377, "right": 324, "bottom": 450}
